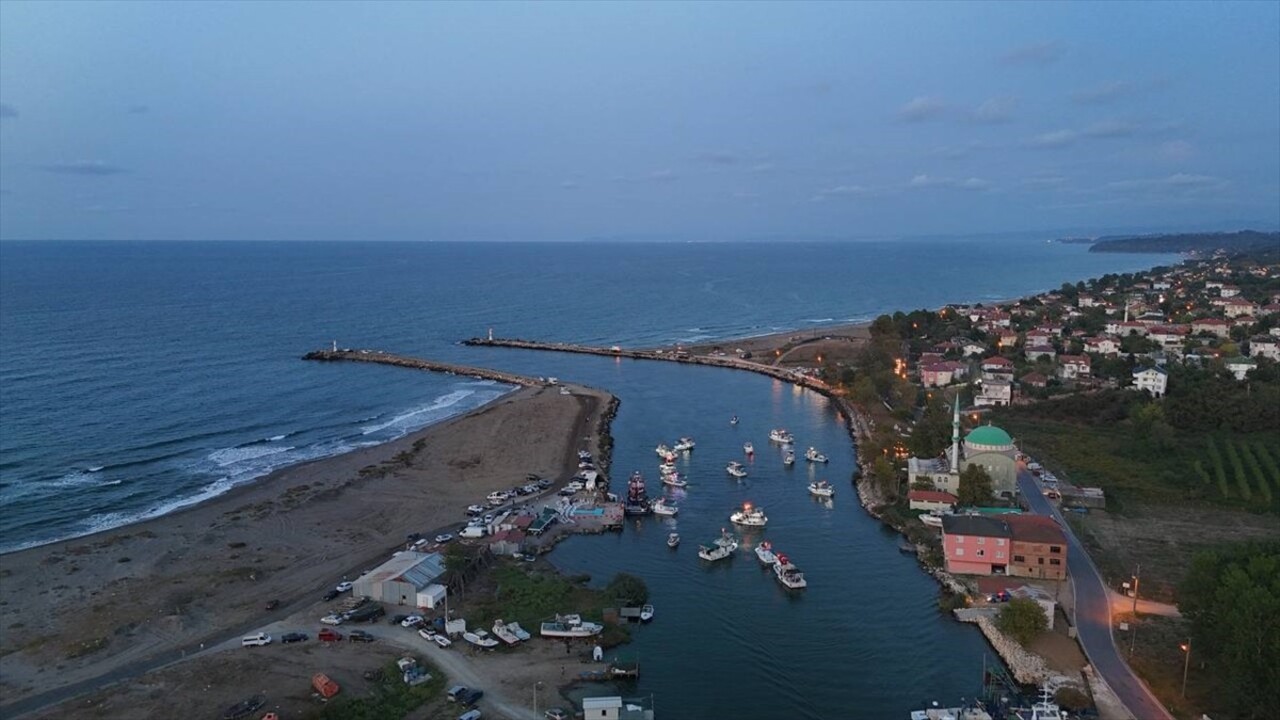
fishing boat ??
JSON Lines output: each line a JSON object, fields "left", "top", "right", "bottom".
{"left": 639, "top": 604, "right": 654, "bottom": 623}
{"left": 804, "top": 447, "right": 829, "bottom": 463}
{"left": 540, "top": 614, "right": 604, "bottom": 638}
{"left": 730, "top": 415, "right": 739, "bottom": 425}
{"left": 491, "top": 620, "right": 521, "bottom": 645}
{"left": 755, "top": 540, "right": 777, "bottom": 565}
{"left": 784, "top": 451, "right": 796, "bottom": 466}
{"left": 463, "top": 629, "right": 501, "bottom": 648}
{"left": 726, "top": 461, "right": 748, "bottom": 478}
{"left": 667, "top": 532, "right": 680, "bottom": 548}
{"left": 661, "top": 473, "right": 687, "bottom": 488}
{"left": 910, "top": 702, "right": 993, "bottom": 720}
{"left": 658, "top": 462, "right": 677, "bottom": 475}
{"left": 673, "top": 437, "right": 696, "bottom": 452}
{"left": 713, "top": 528, "right": 737, "bottom": 547}
{"left": 624, "top": 471, "right": 652, "bottom": 516}
{"left": 654, "top": 443, "right": 671, "bottom": 457}
{"left": 1012, "top": 684, "right": 1065, "bottom": 720}
{"left": 808, "top": 480, "right": 835, "bottom": 497}
{"left": 651, "top": 497, "right": 679, "bottom": 516}
{"left": 743, "top": 442, "right": 755, "bottom": 456}
{"left": 920, "top": 512, "right": 947, "bottom": 528}
{"left": 769, "top": 428, "right": 794, "bottom": 444}
{"left": 729, "top": 502, "right": 768, "bottom": 527}
{"left": 698, "top": 537, "right": 738, "bottom": 562}
{"left": 506, "top": 621, "right": 531, "bottom": 641}
{"left": 773, "top": 554, "right": 808, "bottom": 589}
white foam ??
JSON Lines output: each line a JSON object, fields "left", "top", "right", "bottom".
{"left": 360, "top": 389, "right": 476, "bottom": 436}
{"left": 267, "top": 434, "right": 287, "bottom": 442}
{"left": 803, "top": 318, "right": 835, "bottom": 323}
{"left": 87, "top": 466, "right": 105, "bottom": 472}
{"left": 208, "top": 445, "right": 295, "bottom": 468}
{"left": 48, "top": 470, "right": 106, "bottom": 488}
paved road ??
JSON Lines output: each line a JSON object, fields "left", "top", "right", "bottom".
{"left": 1017, "top": 470, "right": 1173, "bottom": 720}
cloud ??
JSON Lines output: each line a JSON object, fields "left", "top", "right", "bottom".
{"left": 908, "top": 174, "right": 990, "bottom": 191}
{"left": 1081, "top": 120, "right": 1138, "bottom": 138}
{"left": 998, "top": 41, "right": 1065, "bottom": 66}
{"left": 127, "top": 104, "right": 149, "bottom": 115}
{"left": 694, "top": 151, "right": 738, "bottom": 165}
{"left": 559, "top": 180, "right": 578, "bottom": 189}
{"left": 1020, "top": 175, "right": 1069, "bottom": 189}
{"left": 810, "top": 184, "right": 871, "bottom": 202}
{"left": 647, "top": 169, "right": 678, "bottom": 182}
{"left": 1027, "top": 130, "right": 1078, "bottom": 148}
{"left": 39, "top": 161, "right": 127, "bottom": 176}
{"left": 1159, "top": 140, "right": 1194, "bottom": 161}
{"left": 897, "top": 96, "right": 946, "bottom": 122}
{"left": 973, "top": 96, "right": 1016, "bottom": 123}
{"left": 1105, "top": 173, "right": 1229, "bottom": 195}
{"left": 750, "top": 163, "right": 774, "bottom": 173}
{"left": 1071, "top": 81, "right": 1134, "bottom": 105}
{"left": 0, "top": 103, "right": 16, "bottom": 118}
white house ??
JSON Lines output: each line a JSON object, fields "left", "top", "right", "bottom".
{"left": 1057, "top": 355, "right": 1092, "bottom": 380}
{"left": 1250, "top": 336, "right": 1280, "bottom": 361}
{"left": 1224, "top": 299, "right": 1258, "bottom": 318}
{"left": 1219, "top": 285, "right": 1241, "bottom": 298}
{"left": 1224, "top": 357, "right": 1258, "bottom": 381}
{"left": 961, "top": 341, "right": 987, "bottom": 358}
{"left": 1191, "top": 318, "right": 1232, "bottom": 337}
{"left": 1084, "top": 336, "right": 1120, "bottom": 355}
{"left": 980, "top": 356, "right": 1015, "bottom": 382}
{"left": 1025, "top": 345, "right": 1057, "bottom": 362}
{"left": 1133, "top": 366, "right": 1168, "bottom": 397}
{"left": 975, "top": 381, "right": 1012, "bottom": 407}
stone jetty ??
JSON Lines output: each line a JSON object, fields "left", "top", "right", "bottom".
{"left": 302, "top": 348, "right": 543, "bottom": 387}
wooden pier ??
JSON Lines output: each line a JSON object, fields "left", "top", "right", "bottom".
{"left": 302, "top": 348, "right": 544, "bottom": 387}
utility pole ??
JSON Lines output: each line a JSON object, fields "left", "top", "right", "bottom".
{"left": 1131, "top": 563, "right": 1141, "bottom": 613}
{"left": 1180, "top": 640, "right": 1192, "bottom": 698}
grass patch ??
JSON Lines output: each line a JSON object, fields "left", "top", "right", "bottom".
{"left": 1121, "top": 613, "right": 1223, "bottom": 720}
{"left": 315, "top": 658, "right": 445, "bottom": 720}
{"left": 464, "top": 561, "right": 632, "bottom": 648}
{"left": 65, "top": 635, "right": 109, "bottom": 659}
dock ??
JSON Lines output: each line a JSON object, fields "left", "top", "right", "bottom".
{"left": 302, "top": 348, "right": 544, "bottom": 387}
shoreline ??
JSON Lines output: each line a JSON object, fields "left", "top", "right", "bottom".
{"left": 0, "top": 381, "right": 613, "bottom": 718}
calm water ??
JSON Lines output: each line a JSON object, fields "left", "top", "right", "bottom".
{"left": 0, "top": 239, "right": 1175, "bottom": 714}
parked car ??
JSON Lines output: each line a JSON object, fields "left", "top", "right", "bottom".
{"left": 418, "top": 627, "right": 437, "bottom": 640}
{"left": 318, "top": 628, "right": 343, "bottom": 642}
{"left": 348, "top": 630, "right": 375, "bottom": 643}
{"left": 400, "top": 615, "right": 424, "bottom": 628}
{"left": 335, "top": 581, "right": 353, "bottom": 593}
{"left": 320, "top": 614, "right": 344, "bottom": 626}
{"left": 447, "top": 685, "right": 469, "bottom": 703}
{"left": 537, "top": 478, "right": 553, "bottom": 489}
{"left": 323, "top": 589, "right": 340, "bottom": 601}
{"left": 406, "top": 532, "right": 423, "bottom": 541}
{"left": 465, "top": 504, "right": 486, "bottom": 516}
{"left": 280, "top": 632, "right": 308, "bottom": 644}
{"left": 264, "top": 599, "right": 280, "bottom": 611}
{"left": 544, "top": 709, "right": 569, "bottom": 720}
{"left": 434, "top": 533, "right": 454, "bottom": 544}
{"left": 458, "top": 711, "right": 482, "bottom": 720}
{"left": 459, "top": 689, "right": 484, "bottom": 706}
{"left": 241, "top": 633, "right": 272, "bottom": 647}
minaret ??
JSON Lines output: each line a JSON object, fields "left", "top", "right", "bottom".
{"left": 950, "top": 392, "right": 962, "bottom": 473}
{"left": 1124, "top": 301, "right": 1130, "bottom": 323}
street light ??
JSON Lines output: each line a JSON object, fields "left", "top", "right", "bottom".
{"left": 533, "top": 681, "right": 544, "bottom": 714}
{"left": 1180, "top": 640, "right": 1191, "bottom": 698}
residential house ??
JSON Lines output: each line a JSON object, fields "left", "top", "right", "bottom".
{"left": 1025, "top": 329, "right": 1056, "bottom": 347}
{"left": 1258, "top": 303, "right": 1280, "bottom": 317}
{"left": 1147, "top": 325, "right": 1190, "bottom": 349}
{"left": 1219, "top": 285, "right": 1241, "bottom": 298}
{"left": 961, "top": 341, "right": 987, "bottom": 358}
{"left": 1057, "top": 355, "right": 1092, "bottom": 380}
{"left": 1025, "top": 345, "right": 1056, "bottom": 362}
{"left": 908, "top": 489, "right": 958, "bottom": 512}
{"left": 1251, "top": 336, "right": 1280, "bottom": 361}
{"left": 975, "top": 381, "right": 1012, "bottom": 407}
{"left": 907, "top": 456, "right": 959, "bottom": 495}
{"left": 980, "top": 356, "right": 1015, "bottom": 383}
{"left": 1084, "top": 336, "right": 1120, "bottom": 355}
{"left": 1132, "top": 366, "right": 1168, "bottom": 397}
{"left": 1191, "top": 318, "right": 1232, "bottom": 337}
{"left": 1224, "top": 356, "right": 1258, "bottom": 381}
{"left": 1004, "top": 515, "right": 1069, "bottom": 581}
{"left": 1020, "top": 371, "right": 1049, "bottom": 389}
{"left": 1077, "top": 294, "right": 1099, "bottom": 308}
{"left": 1136, "top": 311, "right": 1167, "bottom": 326}
{"left": 941, "top": 514, "right": 1068, "bottom": 580}
{"left": 920, "top": 361, "right": 968, "bottom": 388}
{"left": 996, "top": 330, "right": 1020, "bottom": 349}
{"left": 1224, "top": 299, "right": 1258, "bottom": 318}
{"left": 1106, "top": 320, "right": 1148, "bottom": 336}
{"left": 1152, "top": 280, "right": 1172, "bottom": 291}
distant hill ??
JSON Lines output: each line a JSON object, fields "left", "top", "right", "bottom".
{"left": 1087, "top": 230, "right": 1280, "bottom": 254}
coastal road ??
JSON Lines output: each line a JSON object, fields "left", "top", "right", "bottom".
{"left": 1017, "top": 470, "right": 1173, "bottom": 720}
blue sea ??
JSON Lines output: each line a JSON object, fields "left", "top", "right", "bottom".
{"left": 0, "top": 239, "right": 1175, "bottom": 716}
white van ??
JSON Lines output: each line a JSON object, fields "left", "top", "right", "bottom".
{"left": 459, "top": 525, "right": 486, "bottom": 539}
{"left": 241, "top": 632, "right": 272, "bottom": 647}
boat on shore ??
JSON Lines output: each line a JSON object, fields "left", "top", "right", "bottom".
{"left": 743, "top": 441, "right": 755, "bottom": 456}
{"left": 652, "top": 497, "right": 679, "bottom": 516}
{"left": 755, "top": 540, "right": 777, "bottom": 565}
{"left": 1011, "top": 684, "right": 1065, "bottom": 720}
{"left": 773, "top": 554, "right": 807, "bottom": 589}
{"left": 492, "top": 620, "right": 522, "bottom": 645}
{"left": 805, "top": 447, "right": 828, "bottom": 463}
{"left": 730, "top": 502, "right": 768, "bottom": 527}
{"left": 920, "top": 512, "right": 947, "bottom": 528}
{"left": 808, "top": 480, "right": 835, "bottom": 497}
{"left": 698, "top": 537, "right": 738, "bottom": 562}
{"left": 769, "top": 428, "right": 794, "bottom": 444}
{"left": 463, "top": 629, "right": 501, "bottom": 648}
{"left": 726, "top": 461, "right": 747, "bottom": 478}
{"left": 667, "top": 532, "right": 680, "bottom": 548}
{"left": 540, "top": 614, "right": 603, "bottom": 638}
{"left": 910, "top": 703, "right": 993, "bottom": 720}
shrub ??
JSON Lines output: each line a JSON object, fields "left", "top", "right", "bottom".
{"left": 1224, "top": 438, "right": 1252, "bottom": 501}
{"left": 997, "top": 597, "right": 1048, "bottom": 645}
{"left": 1255, "top": 443, "right": 1280, "bottom": 486}
{"left": 1206, "top": 437, "right": 1231, "bottom": 498}
{"left": 1239, "top": 442, "right": 1273, "bottom": 504}
{"left": 604, "top": 572, "right": 649, "bottom": 606}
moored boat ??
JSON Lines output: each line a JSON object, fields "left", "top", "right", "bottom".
{"left": 784, "top": 451, "right": 796, "bottom": 466}
{"left": 661, "top": 473, "right": 687, "bottom": 488}
{"left": 769, "top": 428, "right": 794, "bottom": 444}
{"left": 730, "top": 415, "right": 739, "bottom": 425}
{"left": 804, "top": 447, "right": 828, "bottom": 463}
{"left": 773, "top": 554, "right": 808, "bottom": 589}
{"left": 755, "top": 540, "right": 777, "bottom": 565}
{"left": 639, "top": 604, "right": 654, "bottom": 622}
{"left": 808, "top": 480, "right": 835, "bottom": 497}
{"left": 726, "top": 461, "right": 748, "bottom": 478}
{"left": 540, "top": 614, "right": 604, "bottom": 638}
{"left": 729, "top": 502, "right": 768, "bottom": 527}
{"left": 651, "top": 497, "right": 679, "bottom": 516}
{"left": 673, "top": 437, "right": 696, "bottom": 452}
{"left": 698, "top": 537, "right": 738, "bottom": 561}
{"left": 667, "top": 532, "right": 680, "bottom": 548}
{"left": 743, "top": 442, "right": 755, "bottom": 455}
{"left": 654, "top": 443, "right": 671, "bottom": 457}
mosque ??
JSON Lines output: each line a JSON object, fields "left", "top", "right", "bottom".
{"left": 907, "top": 397, "right": 1019, "bottom": 499}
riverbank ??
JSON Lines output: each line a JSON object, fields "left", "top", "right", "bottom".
{"left": 0, "top": 381, "right": 613, "bottom": 718}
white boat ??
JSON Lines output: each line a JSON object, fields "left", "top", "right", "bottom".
{"left": 1013, "top": 684, "right": 1065, "bottom": 720}
{"left": 652, "top": 498, "right": 679, "bottom": 516}
{"left": 804, "top": 447, "right": 828, "bottom": 463}
{"left": 540, "top": 614, "right": 604, "bottom": 638}
{"left": 769, "top": 428, "right": 794, "bottom": 444}
{"left": 667, "top": 532, "right": 680, "bottom": 548}
{"left": 506, "top": 621, "right": 531, "bottom": 642}
{"left": 492, "top": 620, "right": 521, "bottom": 645}
{"left": 726, "top": 461, "right": 748, "bottom": 478}
{"left": 743, "top": 442, "right": 755, "bottom": 455}
{"left": 713, "top": 529, "right": 737, "bottom": 547}
{"left": 911, "top": 704, "right": 993, "bottom": 720}
{"left": 784, "top": 451, "right": 796, "bottom": 466}
{"left": 698, "top": 538, "right": 738, "bottom": 561}
{"left": 661, "top": 473, "right": 687, "bottom": 488}
{"left": 673, "top": 437, "right": 696, "bottom": 452}
{"left": 658, "top": 462, "right": 677, "bottom": 475}
{"left": 463, "top": 630, "right": 500, "bottom": 648}
{"left": 755, "top": 540, "right": 777, "bottom": 565}
{"left": 773, "top": 554, "right": 807, "bottom": 589}
{"left": 639, "top": 604, "right": 654, "bottom": 623}
{"left": 808, "top": 480, "right": 835, "bottom": 497}
{"left": 655, "top": 443, "right": 671, "bottom": 457}
{"left": 920, "top": 512, "right": 947, "bottom": 528}
{"left": 729, "top": 502, "right": 768, "bottom": 527}
{"left": 730, "top": 415, "right": 739, "bottom": 425}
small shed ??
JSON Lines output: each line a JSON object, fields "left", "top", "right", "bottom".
{"left": 352, "top": 551, "right": 446, "bottom": 606}
{"left": 415, "top": 583, "right": 447, "bottom": 610}
{"left": 582, "top": 696, "right": 623, "bottom": 720}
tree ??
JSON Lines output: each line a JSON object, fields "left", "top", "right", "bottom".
{"left": 443, "top": 542, "right": 469, "bottom": 574}
{"left": 1179, "top": 541, "right": 1280, "bottom": 719}
{"left": 870, "top": 456, "right": 898, "bottom": 497}
{"left": 605, "top": 572, "right": 649, "bottom": 606}
{"left": 997, "top": 597, "right": 1048, "bottom": 645}
{"left": 957, "top": 465, "right": 994, "bottom": 506}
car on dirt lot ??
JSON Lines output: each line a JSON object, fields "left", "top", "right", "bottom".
{"left": 466, "top": 504, "right": 486, "bottom": 516}
{"left": 457, "top": 710, "right": 482, "bottom": 720}
{"left": 434, "top": 533, "right": 454, "bottom": 544}
{"left": 318, "top": 628, "right": 343, "bottom": 642}
{"left": 322, "top": 589, "right": 340, "bottom": 601}
{"left": 320, "top": 614, "right": 344, "bottom": 626}
{"left": 400, "top": 615, "right": 424, "bottom": 628}
{"left": 335, "top": 581, "right": 353, "bottom": 593}
{"left": 544, "top": 709, "right": 569, "bottom": 720}
{"left": 280, "top": 632, "right": 308, "bottom": 644}
{"left": 459, "top": 689, "right": 484, "bottom": 706}
{"left": 447, "top": 685, "right": 469, "bottom": 702}
{"left": 348, "top": 630, "right": 375, "bottom": 643}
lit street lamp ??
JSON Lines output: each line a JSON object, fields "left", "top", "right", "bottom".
{"left": 1180, "top": 640, "right": 1192, "bottom": 698}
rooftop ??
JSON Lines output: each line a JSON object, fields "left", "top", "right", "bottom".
{"left": 1005, "top": 514, "right": 1067, "bottom": 545}
{"left": 941, "top": 514, "right": 1010, "bottom": 538}
{"left": 965, "top": 425, "right": 1013, "bottom": 448}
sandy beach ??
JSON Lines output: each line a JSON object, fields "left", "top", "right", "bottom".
{"left": 0, "top": 381, "right": 612, "bottom": 718}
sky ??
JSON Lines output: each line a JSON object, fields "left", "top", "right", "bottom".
{"left": 0, "top": 1, "right": 1277, "bottom": 242}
